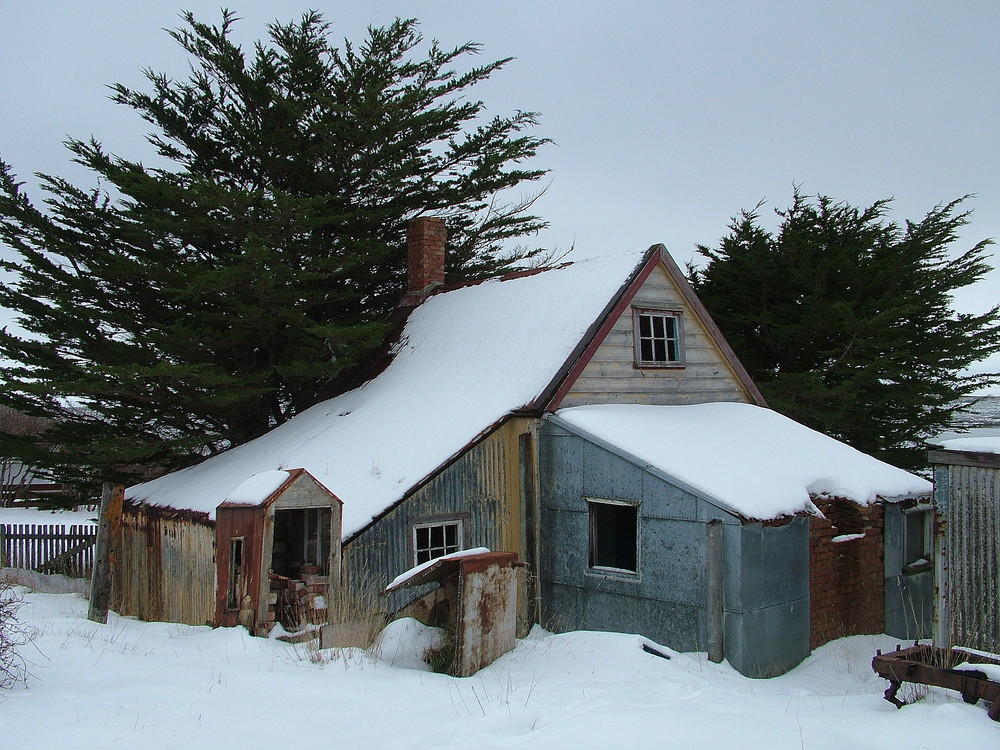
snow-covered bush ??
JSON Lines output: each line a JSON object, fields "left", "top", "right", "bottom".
{"left": 0, "top": 573, "right": 30, "bottom": 688}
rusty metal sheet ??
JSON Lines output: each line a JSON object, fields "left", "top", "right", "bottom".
{"left": 456, "top": 555, "right": 519, "bottom": 677}
{"left": 113, "top": 507, "right": 215, "bottom": 626}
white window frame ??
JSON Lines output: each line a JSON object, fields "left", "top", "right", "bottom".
{"left": 633, "top": 308, "right": 684, "bottom": 367}
{"left": 902, "top": 504, "right": 933, "bottom": 572}
{"left": 587, "top": 498, "right": 640, "bottom": 576}
{"left": 412, "top": 519, "right": 464, "bottom": 566}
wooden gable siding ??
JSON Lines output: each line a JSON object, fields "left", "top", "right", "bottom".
{"left": 559, "top": 262, "right": 753, "bottom": 407}
{"left": 342, "top": 419, "right": 529, "bottom": 613}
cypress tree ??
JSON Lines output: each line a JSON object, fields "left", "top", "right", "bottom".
{"left": 0, "top": 12, "right": 549, "bottom": 486}
{"left": 690, "top": 190, "right": 1000, "bottom": 469}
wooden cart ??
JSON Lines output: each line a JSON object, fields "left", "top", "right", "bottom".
{"left": 872, "top": 644, "right": 1000, "bottom": 721}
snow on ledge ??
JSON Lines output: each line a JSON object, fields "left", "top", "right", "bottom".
{"left": 831, "top": 533, "right": 865, "bottom": 543}
{"left": 385, "top": 547, "right": 491, "bottom": 593}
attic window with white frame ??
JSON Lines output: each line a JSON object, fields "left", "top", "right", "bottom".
{"left": 412, "top": 519, "right": 464, "bottom": 566}
{"left": 634, "top": 308, "right": 684, "bottom": 366}
{"left": 588, "top": 498, "right": 639, "bottom": 574}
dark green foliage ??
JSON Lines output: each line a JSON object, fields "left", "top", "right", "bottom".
{"left": 690, "top": 191, "right": 1000, "bottom": 469}
{"left": 0, "top": 12, "right": 549, "bottom": 487}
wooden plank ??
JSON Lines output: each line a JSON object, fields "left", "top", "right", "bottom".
{"left": 89, "top": 484, "right": 124, "bottom": 624}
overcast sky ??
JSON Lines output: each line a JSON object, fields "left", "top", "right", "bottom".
{"left": 1, "top": 0, "right": 998, "bottom": 373}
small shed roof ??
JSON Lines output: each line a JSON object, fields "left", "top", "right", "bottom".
{"left": 222, "top": 470, "right": 291, "bottom": 506}
{"left": 930, "top": 436, "right": 1000, "bottom": 455}
{"left": 552, "top": 403, "right": 932, "bottom": 520}
{"left": 127, "top": 250, "right": 646, "bottom": 537}
{"left": 383, "top": 547, "right": 496, "bottom": 593}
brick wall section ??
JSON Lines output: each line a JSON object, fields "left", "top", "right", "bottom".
{"left": 406, "top": 217, "right": 447, "bottom": 294}
{"left": 809, "top": 498, "right": 885, "bottom": 649}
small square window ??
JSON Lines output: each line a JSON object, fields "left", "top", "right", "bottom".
{"left": 588, "top": 499, "right": 638, "bottom": 573}
{"left": 903, "top": 506, "right": 932, "bottom": 571}
{"left": 634, "top": 309, "right": 683, "bottom": 366}
{"left": 413, "top": 520, "right": 463, "bottom": 566}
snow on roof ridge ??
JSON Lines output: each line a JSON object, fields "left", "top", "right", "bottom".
{"left": 128, "top": 247, "right": 649, "bottom": 537}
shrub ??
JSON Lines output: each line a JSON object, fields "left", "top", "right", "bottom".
{"left": 0, "top": 573, "right": 30, "bottom": 688}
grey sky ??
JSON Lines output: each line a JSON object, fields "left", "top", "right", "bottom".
{"left": 1, "top": 0, "right": 998, "bottom": 372}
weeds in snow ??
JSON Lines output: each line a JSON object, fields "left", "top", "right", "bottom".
{"left": 1, "top": 572, "right": 32, "bottom": 688}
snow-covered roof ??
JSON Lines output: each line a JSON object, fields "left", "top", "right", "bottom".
{"left": 552, "top": 403, "right": 931, "bottom": 520}
{"left": 384, "top": 547, "right": 491, "bottom": 593}
{"left": 932, "top": 436, "right": 1000, "bottom": 455}
{"left": 222, "top": 469, "right": 291, "bottom": 506}
{"left": 127, "top": 250, "right": 646, "bottom": 536}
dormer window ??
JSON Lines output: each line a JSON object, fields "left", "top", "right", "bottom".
{"left": 634, "top": 308, "right": 684, "bottom": 366}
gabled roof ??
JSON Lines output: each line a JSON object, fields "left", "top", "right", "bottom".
{"left": 542, "top": 245, "right": 765, "bottom": 410}
{"left": 216, "top": 467, "right": 342, "bottom": 510}
{"left": 551, "top": 403, "right": 932, "bottom": 521}
{"left": 128, "top": 248, "right": 651, "bottom": 537}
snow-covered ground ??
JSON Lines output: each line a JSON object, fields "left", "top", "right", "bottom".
{"left": 0, "top": 506, "right": 97, "bottom": 528}
{"left": 2, "top": 583, "right": 996, "bottom": 748}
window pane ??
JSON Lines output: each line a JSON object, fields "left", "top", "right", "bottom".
{"left": 653, "top": 339, "right": 666, "bottom": 361}
{"left": 640, "top": 339, "right": 653, "bottom": 361}
{"left": 904, "top": 511, "right": 927, "bottom": 565}
{"left": 651, "top": 315, "right": 665, "bottom": 338}
{"left": 636, "top": 312, "right": 680, "bottom": 364}
{"left": 414, "top": 521, "right": 463, "bottom": 566}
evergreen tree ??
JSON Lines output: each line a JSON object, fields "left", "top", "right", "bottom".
{"left": 690, "top": 190, "right": 1000, "bottom": 469}
{"left": 0, "top": 11, "right": 549, "bottom": 486}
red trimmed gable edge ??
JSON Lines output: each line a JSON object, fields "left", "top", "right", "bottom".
{"left": 538, "top": 244, "right": 767, "bottom": 411}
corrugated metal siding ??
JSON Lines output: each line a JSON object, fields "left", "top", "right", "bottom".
{"left": 538, "top": 419, "right": 811, "bottom": 677}
{"left": 344, "top": 426, "right": 516, "bottom": 613}
{"left": 945, "top": 463, "right": 1000, "bottom": 652}
{"left": 113, "top": 508, "right": 216, "bottom": 626}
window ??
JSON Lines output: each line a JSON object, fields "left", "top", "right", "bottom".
{"left": 634, "top": 309, "right": 683, "bottom": 366}
{"left": 903, "top": 505, "right": 933, "bottom": 571}
{"left": 226, "top": 537, "right": 245, "bottom": 610}
{"left": 588, "top": 499, "right": 638, "bottom": 573}
{"left": 413, "top": 520, "right": 464, "bottom": 565}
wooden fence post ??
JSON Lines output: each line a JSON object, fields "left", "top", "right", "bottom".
{"left": 88, "top": 483, "right": 124, "bottom": 623}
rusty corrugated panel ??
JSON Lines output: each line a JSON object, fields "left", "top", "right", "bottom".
{"left": 215, "top": 506, "right": 266, "bottom": 627}
{"left": 112, "top": 507, "right": 215, "bottom": 626}
{"left": 344, "top": 427, "right": 514, "bottom": 612}
{"left": 456, "top": 553, "right": 519, "bottom": 677}
{"left": 946, "top": 463, "right": 1000, "bottom": 651}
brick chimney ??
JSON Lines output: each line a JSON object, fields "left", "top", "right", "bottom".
{"left": 406, "top": 216, "right": 447, "bottom": 299}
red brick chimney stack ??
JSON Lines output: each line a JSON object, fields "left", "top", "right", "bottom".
{"left": 406, "top": 217, "right": 447, "bottom": 297}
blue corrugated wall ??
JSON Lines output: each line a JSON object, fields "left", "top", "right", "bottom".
{"left": 538, "top": 418, "right": 810, "bottom": 677}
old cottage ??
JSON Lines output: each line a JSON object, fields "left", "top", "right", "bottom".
{"left": 119, "top": 218, "right": 932, "bottom": 676}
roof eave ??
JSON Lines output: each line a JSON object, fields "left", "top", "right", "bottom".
{"left": 534, "top": 246, "right": 660, "bottom": 412}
